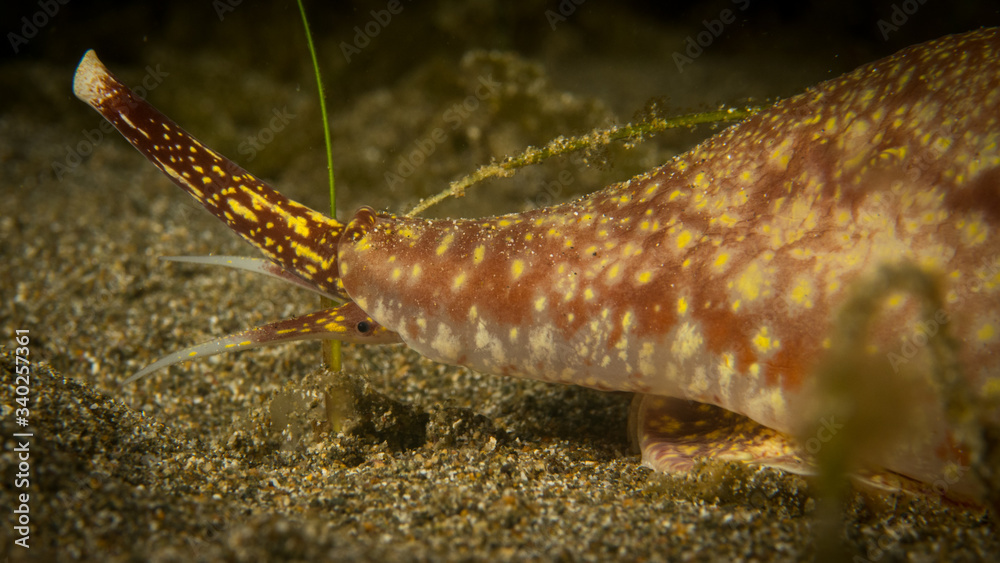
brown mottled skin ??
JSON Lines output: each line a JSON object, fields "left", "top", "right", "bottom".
{"left": 75, "top": 29, "right": 999, "bottom": 500}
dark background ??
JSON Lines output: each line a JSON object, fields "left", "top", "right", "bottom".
{"left": 4, "top": 0, "right": 997, "bottom": 215}
{"left": 4, "top": 0, "right": 999, "bottom": 116}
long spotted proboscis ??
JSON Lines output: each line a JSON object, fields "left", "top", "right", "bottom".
{"left": 73, "top": 50, "right": 347, "bottom": 299}
{"left": 73, "top": 50, "right": 401, "bottom": 382}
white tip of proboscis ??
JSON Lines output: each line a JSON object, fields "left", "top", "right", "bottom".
{"left": 73, "top": 50, "right": 111, "bottom": 106}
